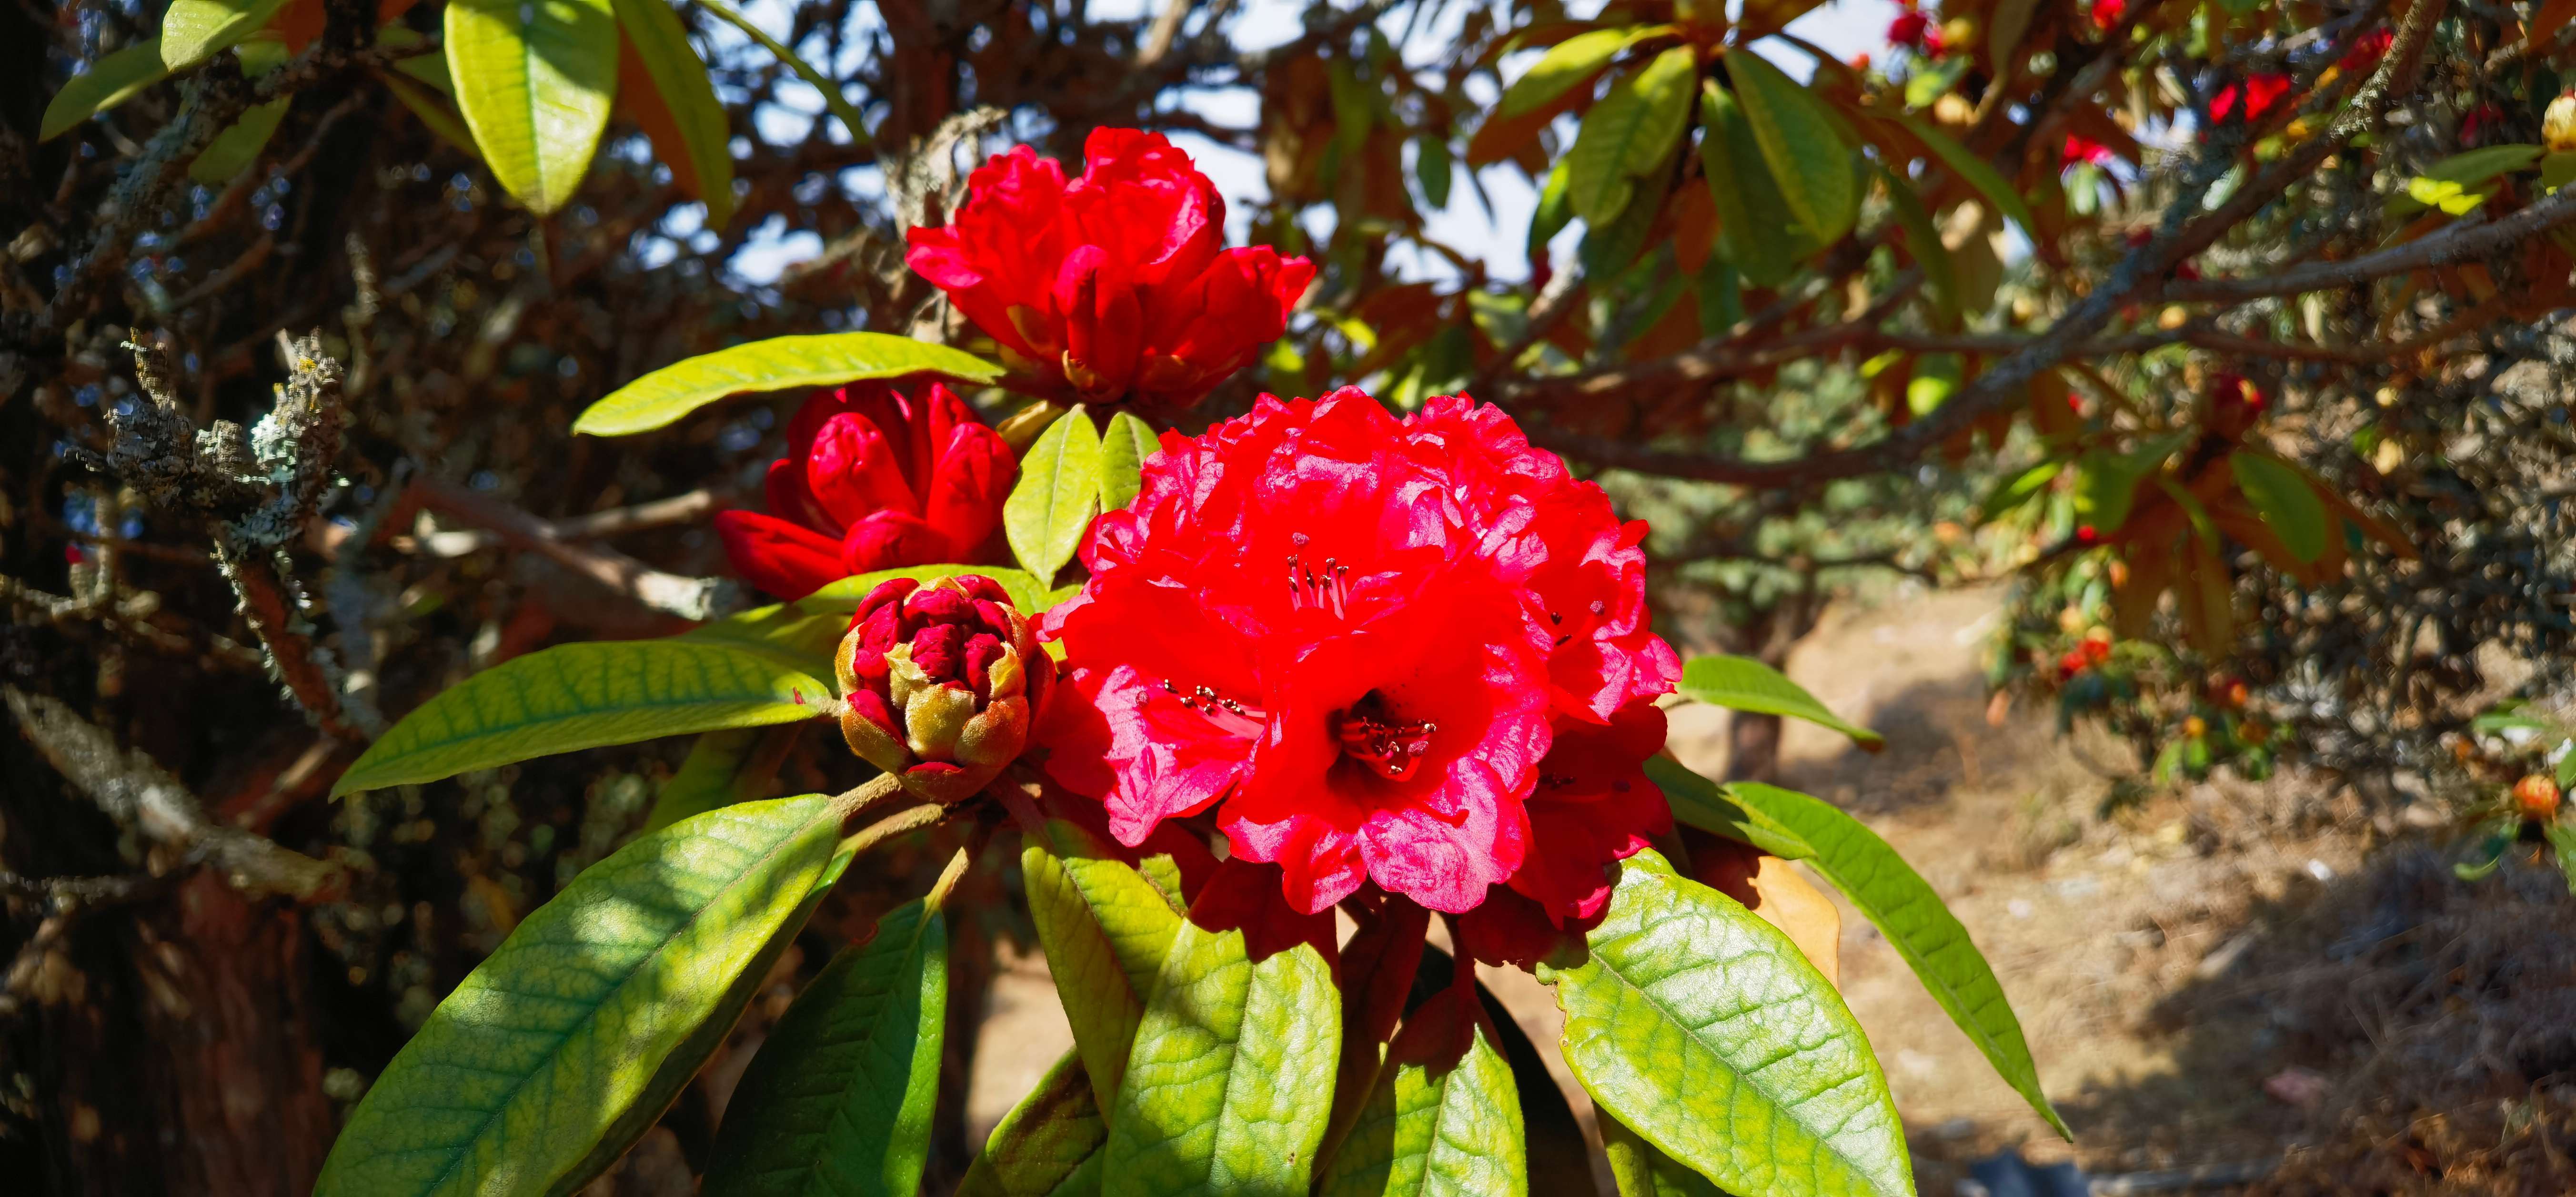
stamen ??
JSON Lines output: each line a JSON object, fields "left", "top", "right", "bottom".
{"left": 1285, "top": 550, "right": 1354, "bottom": 618}
{"left": 1331, "top": 691, "right": 1437, "bottom": 782}
{"left": 1162, "top": 677, "right": 1266, "bottom": 737}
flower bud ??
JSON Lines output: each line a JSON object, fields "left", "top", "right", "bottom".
{"left": 835, "top": 574, "right": 1053, "bottom": 804}
{"left": 2515, "top": 774, "right": 2562, "bottom": 823}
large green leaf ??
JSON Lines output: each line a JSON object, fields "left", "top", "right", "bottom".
{"left": 1006, "top": 405, "right": 1103, "bottom": 589}
{"left": 1600, "top": 1113, "right": 1721, "bottom": 1197}
{"left": 795, "top": 564, "right": 1052, "bottom": 620}
{"left": 704, "top": 895, "right": 948, "bottom": 1197}
{"left": 958, "top": 1052, "right": 1108, "bottom": 1197}
{"left": 332, "top": 640, "right": 827, "bottom": 796}
{"left": 2229, "top": 452, "right": 2330, "bottom": 565}
{"left": 1722, "top": 49, "right": 1855, "bottom": 245}
{"left": 1024, "top": 819, "right": 1188, "bottom": 1114}
{"left": 160, "top": 0, "right": 292, "bottom": 71}
{"left": 1643, "top": 755, "right": 1816, "bottom": 860}
{"left": 1098, "top": 411, "right": 1160, "bottom": 513}
{"left": 1405, "top": 947, "right": 1594, "bottom": 1196}
{"left": 1566, "top": 46, "right": 1697, "bottom": 226}
{"left": 577, "top": 333, "right": 1004, "bottom": 436}
{"left": 315, "top": 794, "right": 857, "bottom": 1197}
{"left": 41, "top": 38, "right": 171, "bottom": 141}
{"left": 1700, "top": 81, "right": 1805, "bottom": 288}
{"left": 1103, "top": 916, "right": 1340, "bottom": 1196}
{"left": 1677, "top": 654, "right": 1882, "bottom": 749}
{"left": 1318, "top": 986, "right": 1525, "bottom": 1197}
{"left": 641, "top": 725, "right": 802, "bottom": 835}
{"left": 681, "top": 602, "right": 847, "bottom": 677}
{"left": 1498, "top": 26, "right": 1648, "bottom": 118}
{"left": 1549, "top": 850, "right": 1911, "bottom": 1197}
{"left": 446, "top": 0, "right": 619, "bottom": 214}
{"left": 611, "top": 0, "right": 735, "bottom": 228}
{"left": 1890, "top": 113, "right": 2037, "bottom": 237}
{"left": 1720, "top": 781, "right": 2067, "bottom": 1137}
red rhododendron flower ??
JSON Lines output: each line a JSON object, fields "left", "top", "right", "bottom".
{"left": 905, "top": 129, "right": 1317, "bottom": 416}
{"left": 2063, "top": 134, "right": 2115, "bottom": 169}
{"left": 2337, "top": 29, "right": 2393, "bottom": 73}
{"left": 2091, "top": 0, "right": 2125, "bottom": 31}
{"left": 2211, "top": 73, "right": 2294, "bottom": 125}
{"left": 1887, "top": 5, "right": 1940, "bottom": 53}
{"left": 1038, "top": 390, "right": 1679, "bottom": 925}
{"left": 715, "top": 382, "right": 1014, "bottom": 600}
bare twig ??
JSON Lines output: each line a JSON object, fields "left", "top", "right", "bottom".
{"left": 3, "top": 687, "right": 341, "bottom": 901}
{"left": 410, "top": 477, "right": 738, "bottom": 622}
{"left": 401, "top": 486, "right": 738, "bottom": 558}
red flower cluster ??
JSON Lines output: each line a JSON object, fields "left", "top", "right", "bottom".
{"left": 1038, "top": 391, "right": 1679, "bottom": 955}
{"left": 2337, "top": 29, "right": 2393, "bottom": 74}
{"left": 2211, "top": 73, "right": 2294, "bottom": 125}
{"left": 906, "top": 130, "right": 1316, "bottom": 416}
{"left": 2063, "top": 134, "right": 2115, "bottom": 170}
{"left": 716, "top": 383, "right": 1014, "bottom": 601}
{"left": 2056, "top": 633, "right": 2113, "bottom": 681}
{"left": 2091, "top": 0, "right": 2125, "bottom": 31}
{"left": 1886, "top": 2, "right": 1942, "bottom": 55}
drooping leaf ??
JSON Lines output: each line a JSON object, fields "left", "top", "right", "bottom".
{"left": 687, "top": 0, "right": 870, "bottom": 143}
{"left": 574, "top": 333, "right": 1003, "bottom": 436}
{"left": 1700, "top": 81, "right": 1802, "bottom": 288}
{"left": 958, "top": 1052, "right": 1107, "bottom": 1197}
{"left": 331, "top": 640, "right": 828, "bottom": 796}
{"left": 445, "top": 0, "right": 620, "bottom": 214}
{"left": 1566, "top": 46, "right": 1697, "bottom": 226}
{"left": 1889, "top": 113, "right": 2038, "bottom": 237}
{"left": 1978, "top": 460, "right": 2063, "bottom": 524}
{"left": 641, "top": 724, "right": 801, "bottom": 835}
{"left": 1103, "top": 915, "right": 1340, "bottom": 1197}
{"left": 1412, "top": 133, "right": 1453, "bottom": 210}
{"left": 1722, "top": 49, "right": 1856, "bottom": 244}
{"left": 1317, "top": 985, "right": 1526, "bottom": 1197}
{"left": 611, "top": 0, "right": 735, "bottom": 227}
{"left": 1023, "top": 818, "right": 1187, "bottom": 1115}
{"left": 795, "top": 564, "right": 1052, "bottom": 621}
{"left": 1600, "top": 1111, "right": 1721, "bottom": 1197}
{"left": 705, "top": 896, "right": 948, "bottom": 1197}
{"left": 41, "top": 38, "right": 171, "bottom": 141}
{"left": 1098, "top": 410, "right": 1160, "bottom": 514}
{"left": 1498, "top": 26, "right": 1646, "bottom": 118}
{"left": 160, "top": 0, "right": 293, "bottom": 71}
{"left": 1006, "top": 405, "right": 1102, "bottom": 589}
{"left": 1549, "top": 850, "right": 1912, "bottom": 1197}
{"left": 1643, "top": 755, "right": 1817, "bottom": 860}
{"left": 314, "top": 794, "right": 856, "bottom": 1197}
{"left": 1677, "top": 654, "right": 1882, "bottom": 749}
{"left": 1720, "top": 781, "right": 2067, "bottom": 1137}
{"left": 2229, "top": 451, "right": 2331, "bottom": 565}
{"left": 1879, "top": 162, "right": 1961, "bottom": 326}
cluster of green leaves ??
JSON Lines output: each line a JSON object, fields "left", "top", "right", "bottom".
{"left": 2458, "top": 703, "right": 2576, "bottom": 893}
{"left": 39, "top": 0, "right": 851, "bottom": 214}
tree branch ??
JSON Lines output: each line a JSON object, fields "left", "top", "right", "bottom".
{"left": 409, "top": 478, "right": 738, "bottom": 622}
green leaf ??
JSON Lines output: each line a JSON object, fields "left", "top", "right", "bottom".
{"left": 687, "top": 0, "right": 869, "bottom": 145}
{"left": 1103, "top": 916, "right": 1340, "bottom": 1196}
{"left": 446, "top": 0, "right": 620, "bottom": 215}
{"left": 1566, "top": 46, "right": 1697, "bottom": 226}
{"left": 332, "top": 639, "right": 828, "bottom": 796}
{"left": 1643, "top": 756, "right": 1816, "bottom": 860}
{"left": 187, "top": 37, "right": 290, "bottom": 183}
{"left": 1318, "top": 986, "right": 1526, "bottom": 1197}
{"left": 1099, "top": 411, "right": 1160, "bottom": 514}
{"left": 2386, "top": 144, "right": 2544, "bottom": 219}
{"left": 1413, "top": 133, "right": 1453, "bottom": 210}
{"left": 1987, "top": 0, "right": 2041, "bottom": 69}
{"left": 2546, "top": 823, "right": 2576, "bottom": 896}
{"left": 576, "top": 333, "right": 1004, "bottom": 436}
{"left": 705, "top": 895, "right": 948, "bottom": 1197}
{"left": 1550, "top": 850, "right": 1912, "bottom": 1197}
{"left": 1529, "top": 159, "right": 1575, "bottom": 259}
{"left": 160, "top": 0, "right": 292, "bottom": 72}
{"left": 612, "top": 0, "right": 736, "bottom": 228}
{"left": 1722, "top": 49, "right": 1855, "bottom": 244}
{"left": 2072, "top": 433, "right": 2187, "bottom": 535}
{"left": 1024, "top": 819, "right": 1187, "bottom": 1115}
{"left": 959, "top": 1052, "right": 1109, "bottom": 1197}
{"left": 641, "top": 724, "right": 800, "bottom": 835}
{"left": 1890, "top": 113, "right": 2038, "bottom": 238}
{"left": 2229, "top": 452, "right": 2331, "bottom": 565}
{"left": 1498, "top": 26, "right": 1646, "bottom": 118}
{"left": 1006, "top": 406, "right": 1103, "bottom": 589}
{"left": 315, "top": 794, "right": 856, "bottom": 1197}
{"left": 1600, "top": 1112, "right": 1721, "bottom": 1197}
{"left": 1879, "top": 163, "right": 1961, "bottom": 326}
{"left": 681, "top": 601, "right": 846, "bottom": 677}
{"left": 1700, "top": 81, "right": 1802, "bottom": 288}
{"left": 41, "top": 38, "right": 171, "bottom": 141}
{"left": 1977, "top": 460, "right": 2063, "bottom": 524}
{"left": 1677, "top": 654, "right": 1882, "bottom": 748}
{"left": 1719, "top": 781, "right": 2067, "bottom": 1138}
{"left": 795, "top": 564, "right": 1054, "bottom": 620}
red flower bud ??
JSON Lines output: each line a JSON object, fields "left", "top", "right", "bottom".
{"left": 715, "top": 383, "right": 1015, "bottom": 600}
{"left": 2076, "top": 525, "right": 2099, "bottom": 544}
{"left": 906, "top": 129, "right": 1316, "bottom": 416}
{"left": 2516, "top": 774, "right": 2562, "bottom": 822}
{"left": 836, "top": 574, "right": 1054, "bottom": 804}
